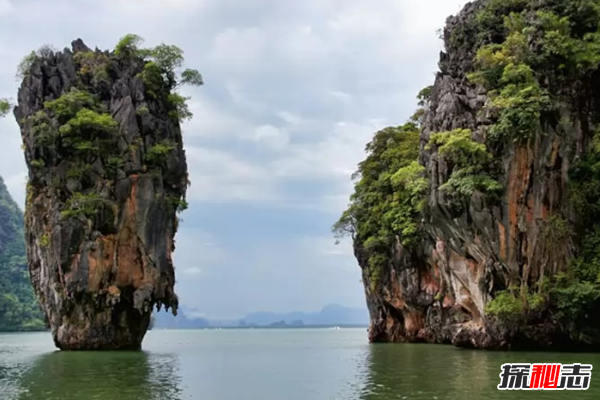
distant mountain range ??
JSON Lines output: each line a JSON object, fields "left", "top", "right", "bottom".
{"left": 151, "top": 304, "right": 369, "bottom": 329}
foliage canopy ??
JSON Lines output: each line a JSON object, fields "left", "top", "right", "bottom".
{"left": 114, "top": 34, "right": 203, "bottom": 122}
{"left": 0, "top": 99, "right": 9, "bottom": 117}
{"left": 333, "top": 121, "right": 427, "bottom": 290}
{"left": 465, "top": 0, "right": 600, "bottom": 341}
{"left": 0, "top": 177, "right": 45, "bottom": 331}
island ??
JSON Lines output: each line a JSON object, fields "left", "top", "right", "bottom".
{"left": 335, "top": 0, "right": 600, "bottom": 351}
{"left": 13, "top": 35, "right": 202, "bottom": 350}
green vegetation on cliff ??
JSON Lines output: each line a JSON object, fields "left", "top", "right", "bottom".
{"left": 21, "top": 34, "right": 200, "bottom": 232}
{"left": 16, "top": 46, "right": 56, "bottom": 80}
{"left": 426, "top": 128, "right": 502, "bottom": 198}
{"left": 333, "top": 121, "right": 427, "bottom": 290}
{"left": 114, "top": 33, "right": 203, "bottom": 122}
{"left": 14, "top": 36, "right": 197, "bottom": 349}
{"left": 0, "top": 99, "right": 9, "bottom": 117}
{"left": 0, "top": 176, "right": 45, "bottom": 331}
{"left": 337, "top": 0, "right": 600, "bottom": 346}
{"left": 460, "top": 0, "right": 600, "bottom": 343}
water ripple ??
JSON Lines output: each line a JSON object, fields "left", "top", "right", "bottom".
{"left": 1, "top": 330, "right": 599, "bottom": 400}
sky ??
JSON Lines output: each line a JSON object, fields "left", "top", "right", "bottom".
{"left": 0, "top": 0, "right": 466, "bottom": 319}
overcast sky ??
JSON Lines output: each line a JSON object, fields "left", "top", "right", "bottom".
{"left": 0, "top": 0, "right": 466, "bottom": 319}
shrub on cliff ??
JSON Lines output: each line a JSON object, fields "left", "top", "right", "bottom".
{"left": 0, "top": 99, "right": 9, "bottom": 117}
{"left": 463, "top": 0, "right": 600, "bottom": 341}
{"left": 426, "top": 128, "right": 502, "bottom": 198}
{"left": 16, "top": 45, "right": 57, "bottom": 79}
{"left": 333, "top": 121, "right": 427, "bottom": 290}
{"left": 469, "top": 0, "right": 600, "bottom": 145}
{"left": 114, "top": 34, "right": 203, "bottom": 122}
{"left": 20, "top": 34, "right": 201, "bottom": 232}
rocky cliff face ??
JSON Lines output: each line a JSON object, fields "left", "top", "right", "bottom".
{"left": 344, "top": 0, "right": 600, "bottom": 350}
{"left": 14, "top": 38, "right": 193, "bottom": 350}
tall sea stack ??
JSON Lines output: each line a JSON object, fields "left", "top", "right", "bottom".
{"left": 337, "top": 0, "right": 600, "bottom": 350}
{"left": 14, "top": 36, "right": 200, "bottom": 350}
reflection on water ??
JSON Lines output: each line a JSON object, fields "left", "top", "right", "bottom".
{"left": 360, "top": 343, "right": 600, "bottom": 400}
{"left": 12, "top": 350, "right": 182, "bottom": 400}
{"left": 359, "top": 343, "right": 455, "bottom": 399}
{"left": 1, "top": 330, "right": 600, "bottom": 400}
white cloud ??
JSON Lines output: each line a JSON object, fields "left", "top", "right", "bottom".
{"left": 0, "top": 115, "right": 26, "bottom": 209}
{"left": 272, "top": 121, "right": 376, "bottom": 180}
{"left": 1, "top": 0, "right": 465, "bottom": 214}
{"left": 184, "top": 146, "right": 277, "bottom": 203}
{"left": 2, "top": 171, "right": 26, "bottom": 209}
{"left": 223, "top": 82, "right": 270, "bottom": 114}
{"left": 0, "top": 0, "right": 469, "bottom": 316}
{"left": 103, "top": 0, "right": 206, "bottom": 9}
{"left": 0, "top": 0, "right": 12, "bottom": 16}
{"left": 173, "top": 228, "right": 227, "bottom": 271}
{"left": 209, "top": 27, "right": 268, "bottom": 76}
{"left": 277, "top": 111, "right": 302, "bottom": 125}
{"left": 250, "top": 125, "right": 290, "bottom": 150}
{"left": 177, "top": 0, "right": 466, "bottom": 214}
{"left": 297, "top": 235, "right": 355, "bottom": 261}
{"left": 328, "top": 91, "right": 353, "bottom": 103}
{"left": 181, "top": 96, "right": 251, "bottom": 139}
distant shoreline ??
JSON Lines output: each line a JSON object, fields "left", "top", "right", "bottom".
{"left": 151, "top": 325, "right": 369, "bottom": 330}
{"left": 0, "top": 326, "right": 369, "bottom": 334}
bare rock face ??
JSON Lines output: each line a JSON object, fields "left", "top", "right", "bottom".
{"left": 360, "top": 0, "right": 600, "bottom": 350}
{"left": 14, "top": 39, "right": 189, "bottom": 350}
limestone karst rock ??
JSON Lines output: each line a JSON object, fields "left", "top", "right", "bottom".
{"left": 14, "top": 37, "right": 197, "bottom": 350}
{"left": 340, "top": 0, "right": 600, "bottom": 350}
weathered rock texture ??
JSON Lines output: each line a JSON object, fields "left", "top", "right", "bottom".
{"left": 361, "top": 0, "right": 600, "bottom": 350}
{"left": 14, "top": 39, "right": 188, "bottom": 350}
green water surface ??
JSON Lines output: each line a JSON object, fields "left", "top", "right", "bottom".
{"left": 0, "top": 329, "right": 598, "bottom": 399}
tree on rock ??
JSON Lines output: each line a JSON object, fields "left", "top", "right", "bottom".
{"left": 14, "top": 35, "right": 202, "bottom": 350}
{"left": 0, "top": 99, "right": 9, "bottom": 117}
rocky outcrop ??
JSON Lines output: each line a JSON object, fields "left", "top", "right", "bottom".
{"left": 356, "top": 0, "right": 600, "bottom": 350}
{"left": 14, "top": 38, "right": 191, "bottom": 350}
